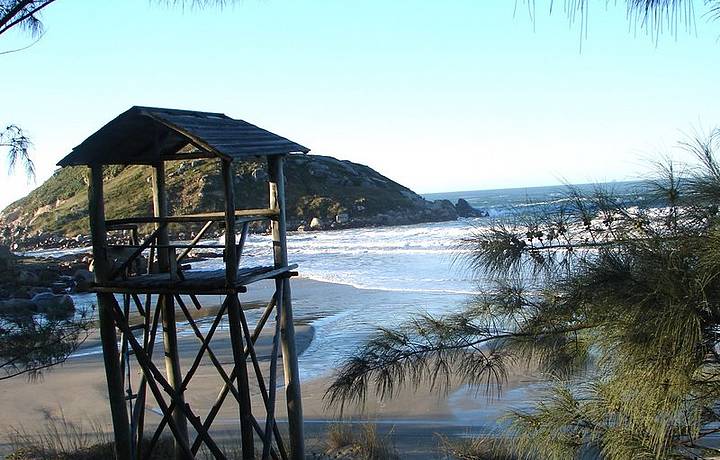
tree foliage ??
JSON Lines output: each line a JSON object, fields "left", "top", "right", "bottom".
{"left": 0, "top": 305, "right": 90, "bottom": 381}
{"left": 1, "top": 124, "right": 34, "bottom": 180}
{"left": 327, "top": 130, "right": 720, "bottom": 459}
{"left": 523, "top": 0, "right": 720, "bottom": 36}
{"left": 0, "top": 0, "right": 55, "bottom": 38}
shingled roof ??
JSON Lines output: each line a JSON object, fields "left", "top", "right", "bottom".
{"left": 57, "top": 106, "right": 310, "bottom": 167}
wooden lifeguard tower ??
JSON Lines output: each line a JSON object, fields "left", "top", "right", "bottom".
{"left": 57, "top": 106, "right": 308, "bottom": 460}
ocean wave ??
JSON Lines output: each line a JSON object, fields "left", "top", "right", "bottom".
{"left": 297, "top": 272, "right": 478, "bottom": 295}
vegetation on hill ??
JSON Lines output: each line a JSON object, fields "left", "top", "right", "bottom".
{"left": 0, "top": 154, "right": 461, "bottom": 247}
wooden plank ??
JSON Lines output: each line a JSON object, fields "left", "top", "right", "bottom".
{"left": 236, "top": 221, "right": 250, "bottom": 266}
{"left": 92, "top": 266, "right": 294, "bottom": 295}
{"left": 158, "top": 151, "right": 217, "bottom": 161}
{"left": 88, "top": 165, "right": 132, "bottom": 460}
{"left": 108, "top": 225, "right": 164, "bottom": 280}
{"left": 237, "top": 264, "right": 298, "bottom": 286}
{"left": 109, "top": 243, "right": 225, "bottom": 250}
{"left": 105, "top": 209, "right": 278, "bottom": 226}
{"left": 222, "top": 158, "right": 255, "bottom": 460}
{"left": 148, "top": 117, "right": 230, "bottom": 161}
{"left": 262, "top": 282, "right": 282, "bottom": 460}
{"left": 152, "top": 162, "right": 190, "bottom": 460}
{"left": 90, "top": 286, "right": 247, "bottom": 295}
{"left": 269, "top": 155, "right": 305, "bottom": 460}
{"left": 176, "top": 220, "right": 214, "bottom": 263}
{"left": 132, "top": 296, "right": 162, "bottom": 458}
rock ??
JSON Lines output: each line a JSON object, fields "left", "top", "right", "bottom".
{"left": 51, "top": 282, "right": 70, "bottom": 294}
{"left": 73, "top": 268, "right": 94, "bottom": 292}
{"left": 0, "top": 298, "right": 38, "bottom": 318}
{"left": 0, "top": 245, "right": 15, "bottom": 271}
{"left": 73, "top": 268, "right": 93, "bottom": 282}
{"left": 310, "top": 217, "right": 323, "bottom": 230}
{"left": 297, "top": 224, "right": 308, "bottom": 232}
{"left": 429, "top": 199, "right": 459, "bottom": 220}
{"left": 309, "top": 217, "right": 323, "bottom": 230}
{"left": 31, "top": 292, "right": 75, "bottom": 315}
{"left": 28, "top": 286, "right": 51, "bottom": 297}
{"left": 3, "top": 153, "right": 469, "bottom": 246}
{"left": 17, "top": 270, "right": 40, "bottom": 285}
{"left": 455, "top": 198, "right": 487, "bottom": 218}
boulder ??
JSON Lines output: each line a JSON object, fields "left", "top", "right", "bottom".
{"left": 0, "top": 298, "right": 38, "bottom": 318}
{"left": 455, "top": 198, "right": 487, "bottom": 218}
{"left": 335, "top": 213, "right": 350, "bottom": 224}
{"left": 31, "top": 292, "right": 75, "bottom": 315}
{"left": 17, "top": 269, "right": 41, "bottom": 285}
{"left": 429, "top": 199, "right": 459, "bottom": 220}
{"left": 0, "top": 245, "right": 15, "bottom": 271}
{"left": 28, "top": 286, "right": 52, "bottom": 297}
{"left": 74, "top": 268, "right": 93, "bottom": 280}
{"left": 52, "top": 281, "right": 71, "bottom": 294}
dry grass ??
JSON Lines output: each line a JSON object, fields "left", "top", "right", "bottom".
{"left": 436, "top": 434, "right": 520, "bottom": 460}
{"left": 6, "top": 410, "right": 113, "bottom": 460}
{"left": 356, "top": 424, "right": 398, "bottom": 460}
{"left": 4, "top": 409, "right": 183, "bottom": 460}
{"left": 5, "top": 412, "right": 402, "bottom": 460}
{"left": 321, "top": 422, "right": 399, "bottom": 460}
{"left": 326, "top": 422, "right": 356, "bottom": 450}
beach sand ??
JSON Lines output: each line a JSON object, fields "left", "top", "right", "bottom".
{"left": 0, "top": 278, "right": 541, "bottom": 458}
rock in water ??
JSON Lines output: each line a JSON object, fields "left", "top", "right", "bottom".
{"left": 429, "top": 199, "right": 459, "bottom": 220}
{"left": 455, "top": 198, "right": 487, "bottom": 218}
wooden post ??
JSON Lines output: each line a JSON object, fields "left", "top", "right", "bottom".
{"left": 268, "top": 155, "right": 305, "bottom": 460}
{"left": 222, "top": 159, "right": 255, "bottom": 459}
{"left": 88, "top": 165, "right": 132, "bottom": 460}
{"left": 152, "top": 162, "right": 190, "bottom": 459}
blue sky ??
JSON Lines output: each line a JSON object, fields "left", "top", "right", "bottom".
{"left": 1, "top": 0, "right": 719, "bottom": 209}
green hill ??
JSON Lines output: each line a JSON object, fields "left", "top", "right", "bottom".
{"left": 1, "top": 154, "right": 460, "bottom": 249}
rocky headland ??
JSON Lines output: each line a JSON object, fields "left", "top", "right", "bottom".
{"left": 0, "top": 154, "right": 486, "bottom": 251}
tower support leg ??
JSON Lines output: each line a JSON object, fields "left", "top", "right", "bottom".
{"left": 268, "top": 156, "right": 304, "bottom": 460}
{"left": 223, "top": 159, "right": 256, "bottom": 459}
{"left": 153, "top": 162, "right": 190, "bottom": 459}
{"left": 88, "top": 165, "right": 132, "bottom": 460}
